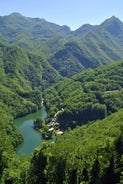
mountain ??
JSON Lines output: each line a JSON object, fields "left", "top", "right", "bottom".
{"left": 76, "top": 17, "right": 123, "bottom": 74}
{"left": 49, "top": 41, "right": 84, "bottom": 77}
{"left": 0, "top": 13, "right": 69, "bottom": 56}
{"left": 100, "top": 16, "right": 123, "bottom": 35}
{"left": 0, "top": 42, "right": 61, "bottom": 119}
{"left": 49, "top": 41, "right": 100, "bottom": 77}
{"left": 48, "top": 16, "right": 123, "bottom": 77}
{"left": 0, "top": 14, "right": 123, "bottom": 77}
{"left": 72, "top": 23, "right": 97, "bottom": 38}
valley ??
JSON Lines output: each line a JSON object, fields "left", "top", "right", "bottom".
{"left": 0, "top": 13, "right": 123, "bottom": 184}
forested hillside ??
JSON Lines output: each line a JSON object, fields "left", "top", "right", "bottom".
{"left": 28, "top": 109, "right": 123, "bottom": 184}
{"left": 0, "top": 14, "right": 123, "bottom": 76}
{"left": 0, "top": 13, "right": 69, "bottom": 55}
{"left": 50, "top": 16, "right": 123, "bottom": 76}
{"left": 0, "top": 42, "right": 61, "bottom": 183}
{"left": 0, "top": 42, "right": 61, "bottom": 118}
{"left": 1, "top": 108, "right": 123, "bottom": 184}
{"left": 44, "top": 59, "right": 123, "bottom": 129}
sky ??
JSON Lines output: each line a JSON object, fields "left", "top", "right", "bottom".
{"left": 1, "top": 0, "right": 123, "bottom": 30}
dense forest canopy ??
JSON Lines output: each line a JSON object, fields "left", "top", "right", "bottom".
{"left": 0, "top": 13, "right": 123, "bottom": 184}
{"left": 44, "top": 60, "right": 123, "bottom": 129}
{"left": 28, "top": 109, "right": 123, "bottom": 184}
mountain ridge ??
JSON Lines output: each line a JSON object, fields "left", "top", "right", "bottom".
{"left": 0, "top": 13, "right": 123, "bottom": 77}
{"left": 4, "top": 13, "right": 122, "bottom": 31}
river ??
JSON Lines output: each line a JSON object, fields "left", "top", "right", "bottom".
{"left": 14, "top": 106, "right": 47, "bottom": 156}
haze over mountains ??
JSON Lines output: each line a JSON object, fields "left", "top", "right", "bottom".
{"left": 0, "top": 13, "right": 123, "bottom": 77}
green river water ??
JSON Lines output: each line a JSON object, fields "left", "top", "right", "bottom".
{"left": 14, "top": 106, "right": 47, "bottom": 156}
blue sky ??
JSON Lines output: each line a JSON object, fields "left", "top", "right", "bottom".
{"left": 1, "top": 0, "right": 123, "bottom": 30}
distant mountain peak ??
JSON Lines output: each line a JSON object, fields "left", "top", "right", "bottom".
{"left": 108, "top": 16, "right": 120, "bottom": 20}
{"left": 8, "top": 12, "right": 23, "bottom": 17}
{"left": 76, "top": 24, "right": 94, "bottom": 31}
{"left": 102, "top": 16, "right": 122, "bottom": 24}
{"left": 73, "top": 24, "right": 96, "bottom": 38}
{"left": 100, "top": 16, "right": 123, "bottom": 35}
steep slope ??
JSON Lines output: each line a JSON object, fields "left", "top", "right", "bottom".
{"left": 0, "top": 13, "right": 69, "bottom": 56}
{"left": 49, "top": 41, "right": 85, "bottom": 77}
{"left": 100, "top": 16, "right": 123, "bottom": 36}
{"left": 44, "top": 59, "right": 123, "bottom": 129}
{"left": 0, "top": 42, "right": 61, "bottom": 119}
{"left": 0, "top": 41, "right": 61, "bottom": 182}
{"left": 28, "top": 108, "right": 123, "bottom": 184}
{"left": 49, "top": 16, "right": 123, "bottom": 76}
{"left": 1, "top": 14, "right": 123, "bottom": 77}
{"left": 49, "top": 41, "right": 100, "bottom": 77}
{"left": 72, "top": 23, "right": 97, "bottom": 38}
{"left": 76, "top": 16, "right": 123, "bottom": 64}
{"left": 0, "top": 42, "right": 62, "bottom": 178}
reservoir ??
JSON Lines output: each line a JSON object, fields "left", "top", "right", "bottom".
{"left": 14, "top": 106, "right": 47, "bottom": 156}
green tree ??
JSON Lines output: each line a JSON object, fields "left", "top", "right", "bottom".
{"left": 34, "top": 118, "right": 44, "bottom": 129}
